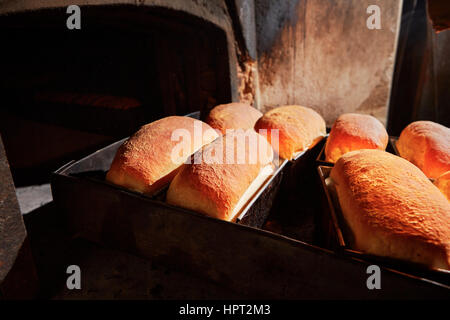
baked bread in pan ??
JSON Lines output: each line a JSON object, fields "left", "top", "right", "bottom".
{"left": 330, "top": 149, "right": 450, "bottom": 270}
{"left": 396, "top": 121, "right": 450, "bottom": 179}
{"left": 106, "top": 116, "right": 219, "bottom": 195}
{"left": 434, "top": 170, "right": 450, "bottom": 201}
{"left": 206, "top": 102, "right": 262, "bottom": 134}
{"left": 325, "top": 113, "right": 388, "bottom": 163}
{"left": 166, "top": 130, "right": 274, "bottom": 221}
{"left": 254, "top": 105, "right": 326, "bottom": 160}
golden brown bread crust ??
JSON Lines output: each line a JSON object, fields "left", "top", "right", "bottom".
{"left": 106, "top": 116, "right": 219, "bottom": 195}
{"left": 325, "top": 113, "right": 388, "bottom": 163}
{"left": 254, "top": 105, "right": 326, "bottom": 160}
{"left": 206, "top": 102, "right": 263, "bottom": 134}
{"left": 434, "top": 170, "right": 450, "bottom": 201}
{"left": 330, "top": 149, "right": 450, "bottom": 270}
{"left": 166, "top": 130, "right": 274, "bottom": 221}
{"left": 396, "top": 121, "right": 450, "bottom": 179}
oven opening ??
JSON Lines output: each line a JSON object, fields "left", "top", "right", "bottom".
{"left": 0, "top": 5, "right": 232, "bottom": 187}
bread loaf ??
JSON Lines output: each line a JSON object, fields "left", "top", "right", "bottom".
{"left": 254, "top": 105, "right": 326, "bottom": 160}
{"left": 325, "top": 113, "right": 388, "bottom": 163}
{"left": 330, "top": 149, "right": 450, "bottom": 270}
{"left": 396, "top": 121, "right": 450, "bottom": 179}
{"left": 206, "top": 102, "right": 262, "bottom": 134}
{"left": 106, "top": 116, "right": 219, "bottom": 195}
{"left": 166, "top": 130, "right": 274, "bottom": 221}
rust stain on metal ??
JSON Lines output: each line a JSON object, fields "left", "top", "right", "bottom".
{"left": 237, "top": 58, "right": 257, "bottom": 105}
{"left": 257, "top": 0, "right": 402, "bottom": 126}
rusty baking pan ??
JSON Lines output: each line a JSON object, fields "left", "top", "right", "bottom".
{"left": 316, "top": 135, "right": 400, "bottom": 167}
{"left": 317, "top": 165, "right": 450, "bottom": 287}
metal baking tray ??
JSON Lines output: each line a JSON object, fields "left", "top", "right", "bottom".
{"left": 51, "top": 133, "right": 285, "bottom": 233}
{"left": 317, "top": 165, "right": 450, "bottom": 287}
{"left": 51, "top": 158, "right": 450, "bottom": 298}
{"left": 50, "top": 114, "right": 450, "bottom": 298}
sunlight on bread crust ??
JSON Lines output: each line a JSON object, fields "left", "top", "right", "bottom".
{"left": 396, "top": 121, "right": 450, "bottom": 179}
{"left": 330, "top": 149, "right": 450, "bottom": 270}
{"left": 166, "top": 130, "right": 274, "bottom": 221}
{"left": 106, "top": 116, "right": 219, "bottom": 195}
{"left": 255, "top": 105, "right": 326, "bottom": 160}
{"left": 325, "top": 113, "right": 388, "bottom": 163}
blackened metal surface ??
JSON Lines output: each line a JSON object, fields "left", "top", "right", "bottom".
{"left": 0, "top": 136, "right": 26, "bottom": 282}
{"left": 226, "top": 0, "right": 257, "bottom": 60}
{"left": 238, "top": 162, "right": 285, "bottom": 227}
{"left": 316, "top": 166, "right": 346, "bottom": 250}
{"left": 255, "top": 0, "right": 301, "bottom": 55}
{"left": 0, "top": 136, "right": 39, "bottom": 299}
{"left": 0, "top": 237, "right": 39, "bottom": 299}
{"left": 265, "top": 137, "right": 327, "bottom": 245}
{"left": 52, "top": 160, "right": 450, "bottom": 298}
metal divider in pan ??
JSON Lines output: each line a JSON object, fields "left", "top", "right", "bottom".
{"left": 389, "top": 136, "right": 400, "bottom": 156}
{"left": 261, "top": 139, "right": 327, "bottom": 245}
{"left": 315, "top": 134, "right": 333, "bottom": 167}
{"left": 316, "top": 145, "right": 333, "bottom": 167}
{"left": 316, "top": 166, "right": 346, "bottom": 248}
{"left": 317, "top": 165, "right": 450, "bottom": 287}
{"left": 235, "top": 159, "right": 287, "bottom": 225}
{"left": 282, "top": 135, "right": 327, "bottom": 180}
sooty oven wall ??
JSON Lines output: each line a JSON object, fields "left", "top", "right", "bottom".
{"left": 0, "top": 5, "right": 231, "bottom": 186}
